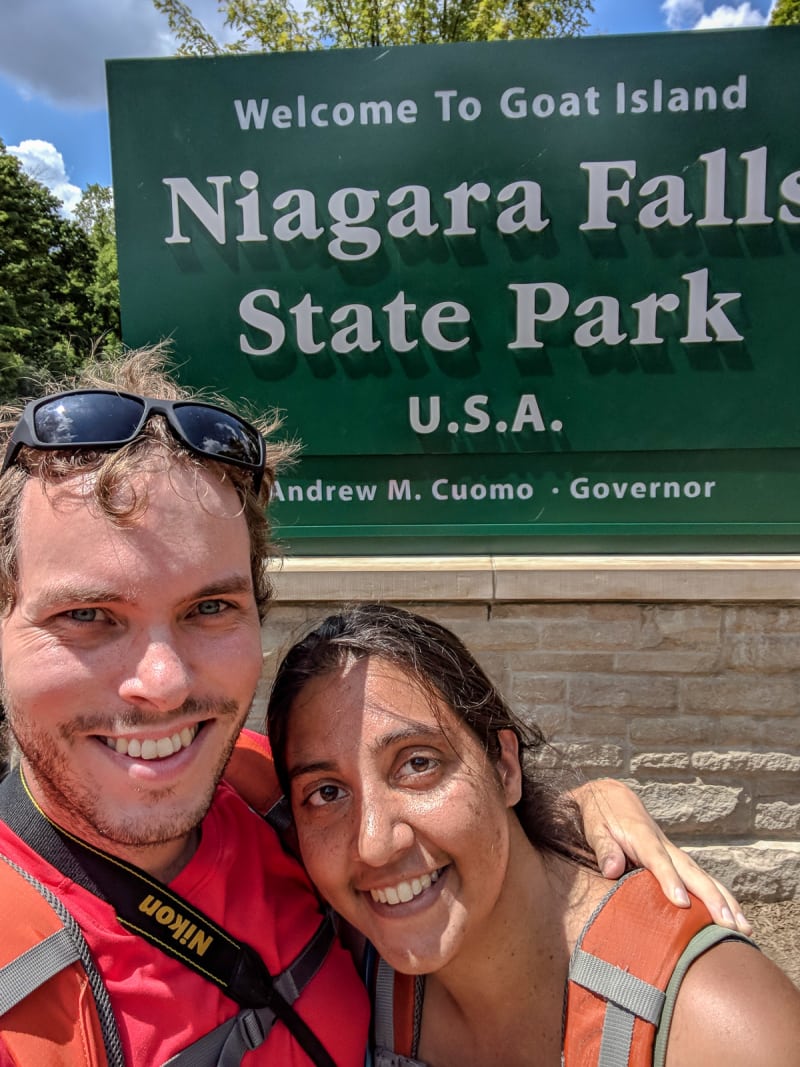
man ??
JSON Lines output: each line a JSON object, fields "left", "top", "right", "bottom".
{"left": 0, "top": 349, "right": 369, "bottom": 1064}
{"left": 0, "top": 348, "right": 747, "bottom": 1065}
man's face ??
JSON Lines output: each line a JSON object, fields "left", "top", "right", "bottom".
{"left": 0, "top": 466, "right": 264, "bottom": 864}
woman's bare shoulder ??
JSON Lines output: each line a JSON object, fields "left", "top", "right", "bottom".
{"left": 665, "top": 938, "right": 800, "bottom": 1067}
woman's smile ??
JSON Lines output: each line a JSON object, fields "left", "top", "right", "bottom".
{"left": 285, "top": 655, "right": 521, "bottom": 974}
{"left": 367, "top": 865, "right": 446, "bottom": 906}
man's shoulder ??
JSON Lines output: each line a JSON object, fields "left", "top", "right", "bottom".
{"left": 0, "top": 816, "right": 64, "bottom": 891}
{"left": 222, "top": 728, "right": 283, "bottom": 816}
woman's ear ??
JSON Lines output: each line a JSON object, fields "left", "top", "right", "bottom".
{"left": 496, "top": 729, "right": 523, "bottom": 807}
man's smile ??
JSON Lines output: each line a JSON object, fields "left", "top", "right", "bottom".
{"left": 103, "top": 724, "right": 200, "bottom": 760}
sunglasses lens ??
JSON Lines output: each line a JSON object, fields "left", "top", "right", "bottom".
{"left": 15, "top": 392, "right": 264, "bottom": 490}
{"left": 173, "top": 405, "right": 263, "bottom": 466}
{"left": 33, "top": 394, "right": 144, "bottom": 445}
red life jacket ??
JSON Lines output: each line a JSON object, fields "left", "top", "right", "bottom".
{"left": 372, "top": 869, "right": 752, "bottom": 1067}
{"left": 0, "top": 730, "right": 319, "bottom": 1067}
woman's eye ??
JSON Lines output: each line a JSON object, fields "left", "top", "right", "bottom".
{"left": 306, "top": 784, "right": 346, "bottom": 807}
{"left": 400, "top": 755, "right": 439, "bottom": 777}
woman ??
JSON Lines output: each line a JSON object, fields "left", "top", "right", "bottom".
{"left": 267, "top": 603, "right": 800, "bottom": 1067}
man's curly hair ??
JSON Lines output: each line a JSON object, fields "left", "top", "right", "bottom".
{"left": 0, "top": 345, "right": 298, "bottom": 620}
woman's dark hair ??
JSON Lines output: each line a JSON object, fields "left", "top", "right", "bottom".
{"left": 267, "top": 602, "right": 594, "bottom": 866}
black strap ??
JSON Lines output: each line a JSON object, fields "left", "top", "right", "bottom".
{"left": 0, "top": 768, "right": 338, "bottom": 1067}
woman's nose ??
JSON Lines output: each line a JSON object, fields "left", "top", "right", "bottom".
{"left": 356, "top": 792, "right": 415, "bottom": 866}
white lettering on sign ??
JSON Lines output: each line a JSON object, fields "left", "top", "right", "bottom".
{"left": 239, "top": 289, "right": 471, "bottom": 357}
{"left": 234, "top": 95, "right": 419, "bottom": 129}
{"left": 163, "top": 148, "right": 799, "bottom": 265}
{"left": 508, "top": 270, "right": 743, "bottom": 350}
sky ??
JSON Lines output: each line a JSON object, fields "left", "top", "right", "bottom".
{"left": 0, "top": 0, "right": 776, "bottom": 216}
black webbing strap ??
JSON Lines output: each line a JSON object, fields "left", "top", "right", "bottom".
{"left": 0, "top": 768, "right": 338, "bottom": 1067}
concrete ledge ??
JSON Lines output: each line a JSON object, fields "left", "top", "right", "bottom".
{"left": 269, "top": 555, "right": 495, "bottom": 601}
{"left": 268, "top": 555, "right": 800, "bottom": 603}
{"left": 686, "top": 842, "right": 800, "bottom": 902}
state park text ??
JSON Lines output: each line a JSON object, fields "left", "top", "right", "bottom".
{"left": 162, "top": 146, "right": 798, "bottom": 358}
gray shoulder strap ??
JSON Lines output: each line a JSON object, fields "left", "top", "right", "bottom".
{"left": 161, "top": 1005, "right": 281, "bottom": 1067}
{"left": 568, "top": 947, "right": 666, "bottom": 1067}
{"left": 652, "top": 927, "right": 757, "bottom": 1067}
{"left": 0, "top": 853, "right": 125, "bottom": 1067}
{"left": 163, "top": 910, "right": 336, "bottom": 1067}
{"left": 373, "top": 957, "right": 397, "bottom": 1051}
{"left": 373, "top": 1052, "right": 429, "bottom": 1067}
{"left": 0, "top": 926, "right": 80, "bottom": 1013}
{"left": 371, "top": 958, "right": 428, "bottom": 1067}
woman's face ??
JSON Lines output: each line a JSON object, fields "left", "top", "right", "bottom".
{"left": 283, "top": 654, "right": 522, "bottom": 975}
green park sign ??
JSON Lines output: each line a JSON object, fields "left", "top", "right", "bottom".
{"left": 107, "top": 27, "right": 800, "bottom": 553}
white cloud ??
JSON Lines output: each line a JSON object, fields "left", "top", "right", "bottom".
{"left": 661, "top": 0, "right": 706, "bottom": 29}
{"left": 0, "top": 0, "right": 182, "bottom": 110}
{"left": 695, "top": 3, "right": 769, "bottom": 27}
{"left": 8, "top": 139, "right": 82, "bottom": 216}
{"left": 661, "top": 0, "right": 770, "bottom": 29}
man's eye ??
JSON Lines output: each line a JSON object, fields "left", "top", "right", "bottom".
{"left": 307, "top": 784, "right": 346, "bottom": 807}
{"left": 66, "top": 608, "right": 102, "bottom": 623}
{"left": 195, "top": 600, "right": 225, "bottom": 616}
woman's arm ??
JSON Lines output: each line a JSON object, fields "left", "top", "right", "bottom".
{"left": 573, "top": 777, "right": 751, "bottom": 932}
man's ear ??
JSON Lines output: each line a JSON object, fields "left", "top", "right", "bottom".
{"left": 496, "top": 728, "right": 523, "bottom": 807}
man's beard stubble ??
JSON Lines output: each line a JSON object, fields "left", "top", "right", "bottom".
{"left": 5, "top": 695, "right": 248, "bottom": 853}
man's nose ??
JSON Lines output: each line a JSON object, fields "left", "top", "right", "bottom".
{"left": 118, "top": 632, "right": 193, "bottom": 711}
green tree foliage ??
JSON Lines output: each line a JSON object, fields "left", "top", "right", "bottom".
{"left": 74, "top": 184, "right": 121, "bottom": 345}
{"left": 770, "top": 0, "right": 800, "bottom": 25}
{"left": 0, "top": 143, "right": 120, "bottom": 401}
{"left": 154, "top": 0, "right": 593, "bottom": 53}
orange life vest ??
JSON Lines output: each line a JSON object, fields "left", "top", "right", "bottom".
{"left": 372, "top": 869, "right": 753, "bottom": 1067}
{"left": 0, "top": 853, "right": 113, "bottom": 1067}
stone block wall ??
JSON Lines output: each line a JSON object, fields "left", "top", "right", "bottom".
{"left": 256, "top": 590, "right": 800, "bottom": 903}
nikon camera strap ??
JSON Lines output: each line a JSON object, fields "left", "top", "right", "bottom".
{"left": 0, "top": 767, "right": 338, "bottom": 1067}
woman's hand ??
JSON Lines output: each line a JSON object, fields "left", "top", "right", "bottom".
{"left": 573, "top": 777, "right": 751, "bottom": 934}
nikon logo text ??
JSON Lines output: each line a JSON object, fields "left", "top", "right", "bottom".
{"left": 139, "top": 895, "right": 213, "bottom": 957}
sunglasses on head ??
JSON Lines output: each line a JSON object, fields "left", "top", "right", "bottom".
{"left": 1, "top": 389, "right": 266, "bottom": 493}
